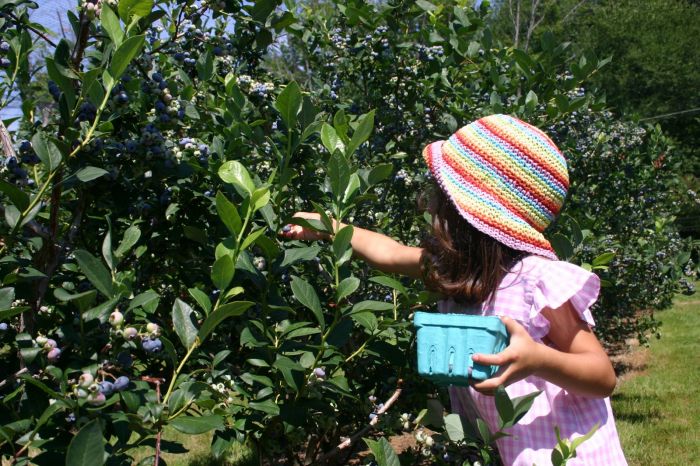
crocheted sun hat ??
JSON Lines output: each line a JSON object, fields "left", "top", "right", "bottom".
{"left": 422, "top": 114, "right": 569, "bottom": 260}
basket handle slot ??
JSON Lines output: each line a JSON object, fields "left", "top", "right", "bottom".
{"left": 467, "top": 347, "right": 474, "bottom": 378}
{"left": 448, "top": 347, "right": 456, "bottom": 374}
{"left": 429, "top": 345, "right": 436, "bottom": 375}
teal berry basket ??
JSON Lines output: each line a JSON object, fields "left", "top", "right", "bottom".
{"left": 413, "top": 312, "right": 509, "bottom": 386}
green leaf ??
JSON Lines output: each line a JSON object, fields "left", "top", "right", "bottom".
{"left": 274, "top": 81, "right": 302, "bottom": 130}
{"left": 65, "top": 419, "right": 105, "bottom": 466}
{"left": 0, "top": 180, "right": 29, "bottom": 210}
{"left": 172, "top": 299, "right": 198, "bottom": 348}
{"left": 366, "top": 163, "right": 393, "bottom": 186}
{"left": 188, "top": 288, "right": 212, "bottom": 314}
{"left": 279, "top": 245, "right": 320, "bottom": 268}
{"left": 444, "top": 413, "right": 466, "bottom": 442}
{"left": 346, "top": 110, "right": 375, "bottom": 155}
{"left": 118, "top": 0, "right": 154, "bottom": 22}
{"left": 82, "top": 296, "right": 120, "bottom": 323}
{"left": 249, "top": 399, "right": 280, "bottom": 415}
{"left": 170, "top": 415, "right": 224, "bottom": 435}
{"left": 508, "top": 390, "right": 542, "bottom": 427}
{"left": 251, "top": 187, "right": 270, "bottom": 212}
{"left": 336, "top": 276, "right": 360, "bottom": 302}
{"left": 73, "top": 250, "right": 113, "bottom": 298}
{"left": 216, "top": 191, "right": 242, "bottom": 235}
{"left": 321, "top": 123, "right": 344, "bottom": 154}
{"left": 525, "top": 90, "right": 538, "bottom": 111}
{"left": 328, "top": 151, "right": 351, "bottom": 200}
{"left": 31, "top": 131, "right": 63, "bottom": 172}
{"left": 251, "top": 0, "right": 277, "bottom": 22}
{"left": 0, "top": 287, "right": 14, "bottom": 311}
{"left": 592, "top": 252, "right": 615, "bottom": 267}
{"left": 363, "top": 437, "right": 400, "bottom": 466}
{"left": 332, "top": 225, "right": 353, "bottom": 263}
{"left": 218, "top": 161, "right": 255, "bottom": 197}
{"left": 127, "top": 290, "right": 159, "bottom": 312}
{"left": 115, "top": 225, "right": 141, "bottom": 258}
{"left": 349, "top": 300, "right": 394, "bottom": 314}
{"left": 343, "top": 173, "right": 361, "bottom": 203}
{"left": 198, "top": 301, "right": 254, "bottom": 343}
{"left": 109, "top": 34, "right": 146, "bottom": 80}
{"left": 369, "top": 276, "right": 406, "bottom": 295}
{"left": 196, "top": 51, "right": 214, "bottom": 81}
{"left": 570, "top": 422, "right": 600, "bottom": 451}
{"left": 352, "top": 311, "right": 377, "bottom": 332}
{"left": 415, "top": 0, "right": 437, "bottom": 12}
{"left": 76, "top": 167, "right": 109, "bottom": 182}
{"left": 550, "top": 233, "right": 573, "bottom": 260}
{"left": 211, "top": 255, "right": 235, "bottom": 291}
{"left": 100, "top": 5, "right": 123, "bottom": 46}
{"left": 495, "top": 385, "right": 515, "bottom": 426}
{"left": 290, "top": 276, "right": 324, "bottom": 330}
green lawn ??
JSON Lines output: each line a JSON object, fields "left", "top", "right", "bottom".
{"left": 613, "top": 291, "right": 700, "bottom": 466}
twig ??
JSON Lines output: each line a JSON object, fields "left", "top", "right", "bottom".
{"left": 317, "top": 380, "right": 403, "bottom": 464}
{"left": 1, "top": 11, "right": 57, "bottom": 47}
{"left": 0, "top": 368, "right": 29, "bottom": 389}
{"left": 141, "top": 377, "right": 165, "bottom": 466}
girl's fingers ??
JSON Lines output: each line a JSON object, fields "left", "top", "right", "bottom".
{"left": 472, "top": 349, "right": 511, "bottom": 367}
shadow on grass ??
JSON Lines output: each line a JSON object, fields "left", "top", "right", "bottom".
{"left": 611, "top": 392, "right": 662, "bottom": 424}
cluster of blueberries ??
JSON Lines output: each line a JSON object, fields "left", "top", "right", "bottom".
{"left": 3, "top": 140, "right": 37, "bottom": 187}
{"left": 0, "top": 40, "right": 11, "bottom": 68}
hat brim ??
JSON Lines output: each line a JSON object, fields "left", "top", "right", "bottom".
{"left": 423, "top": 140, "right": 558, "bottom": 260}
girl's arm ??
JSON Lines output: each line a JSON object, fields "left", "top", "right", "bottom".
{"left": 281, "top": 212, "right": 424, "bottom": 279}
{"left": 470, "top": 301, "right": 617, "bottom": 398}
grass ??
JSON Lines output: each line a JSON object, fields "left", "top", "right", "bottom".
{"left": 613, "top": 290, "right": 700, "bottom": 466}
{"left": 129, "top": 427, "right": 256, "bottom": 466}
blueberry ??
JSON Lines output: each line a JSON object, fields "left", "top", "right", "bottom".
{"left": 151, "top": 72, "right": 163, "bottom": 82}
{"left": 113, "top": 376, "right": 130, "bottom": 391}
{"left": 116, "top": 351, "right": 133, "bottom": 368}
{"left": 159, "top": 114, "right": 171, "bottom": 123}
{"left": 158, "top": 81, "right": 168, "bottom": 90}
{"left": 0, "top": 57, "right": 10, "bottom": 68}
{"left": 155, "top": 100, "right": 166, "bottom": 112}
{"left": 99, "top": 381, "right": 114, "bottom": 395}
{"left": 19, "top": 140, "right": 31, "bottom": 152}
{"left": 204, "top": 190, "right": 213, "bottom": 197}
{"left": 142, "top": 338, "right": 162, "bottom": 353}
{"left": 313, "top": 367, "right": 326, "bottom": 379}
{"left": 116, "top": 92, "right": 129, "bottom": 104}
{"left": 0, "top": 41, "right": 10, "bottom": 52}
{"left": 282, "top": 224, "right": 291, "bottom": 233}
{"left": 174, "top": 52, "right": 185, "bottom": 61}
{"left": 0, "top": 323, "right": 7, "bottom": 331}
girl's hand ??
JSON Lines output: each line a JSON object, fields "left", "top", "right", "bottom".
{"left": 279, "top": 212, "right": 331, "bottom": 242}
{"left": 469, "top": 316, "right": 543, "bottom": 396}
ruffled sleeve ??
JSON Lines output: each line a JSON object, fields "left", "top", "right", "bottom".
{"left": 528, "top": 260, "right": 600, "bottom": 340}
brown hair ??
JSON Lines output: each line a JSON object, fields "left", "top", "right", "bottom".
{"left": 419, "top": 182, "right": 526, "bottom": 306}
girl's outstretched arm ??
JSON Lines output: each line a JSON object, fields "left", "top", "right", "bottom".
{"left": 280, "top": 212, "right": 424, "bottom": 279}
{"left": 470, "top": 301, "right": 617, "bottom": 398}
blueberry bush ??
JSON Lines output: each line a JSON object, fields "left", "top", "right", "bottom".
{"left": 0, "top": 0, "right": 694, "bottom": 464}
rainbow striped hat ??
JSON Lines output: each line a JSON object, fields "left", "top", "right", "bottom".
{"left": 423, "top": 114, "right": 569, "bottom": 260}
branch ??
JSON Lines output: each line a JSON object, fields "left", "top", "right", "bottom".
{"left": 561, "top": 0, "right": 589, "bottom": 24}
{"left": 317, "top": 381, "right": 403, "bottom": 464}
{"left": 1, "top": 12, "right": 57, "bottom": 47}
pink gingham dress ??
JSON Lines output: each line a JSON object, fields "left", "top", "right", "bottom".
{"left": 441, "top": 255, "right": 627, "bottom": 465}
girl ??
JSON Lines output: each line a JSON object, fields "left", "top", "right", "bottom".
{"left": 282, "top": 114, "right": 627, "bottom": 465}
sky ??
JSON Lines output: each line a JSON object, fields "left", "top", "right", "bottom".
{"left": 1, "top": 0, "right": 76, "bottom": 125}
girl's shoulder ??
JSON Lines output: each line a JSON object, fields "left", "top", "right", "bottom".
{"left": 494, "top": 255, "right": 600, "bottom": 338}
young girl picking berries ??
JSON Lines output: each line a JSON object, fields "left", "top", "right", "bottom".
{"left": 281, "top": 114, "right": 627, "bottom": 465}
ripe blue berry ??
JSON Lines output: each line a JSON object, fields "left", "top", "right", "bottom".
{"left": 0, "top": 322, "right": 8, "bottom": 331}
{"left": 99, "top": 381, "right": 114, "bottom": 396}
{"left": 142, "top": 338, "right": 163, "bottom": 353}
{"left": 0, "top": 57, "right": 10, "bottom": 68}
{"left": 113, "top": 376, "right": 130, "bottom": 391}
{"left": 282, "top": 224, "right": 291, "bottom": 233}
{"left": 0, "top": 41, "right": 10, "bottom": 52}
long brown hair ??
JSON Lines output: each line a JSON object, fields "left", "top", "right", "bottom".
{"left": 419, "top": 182, "right": 526, "bottom": 306}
